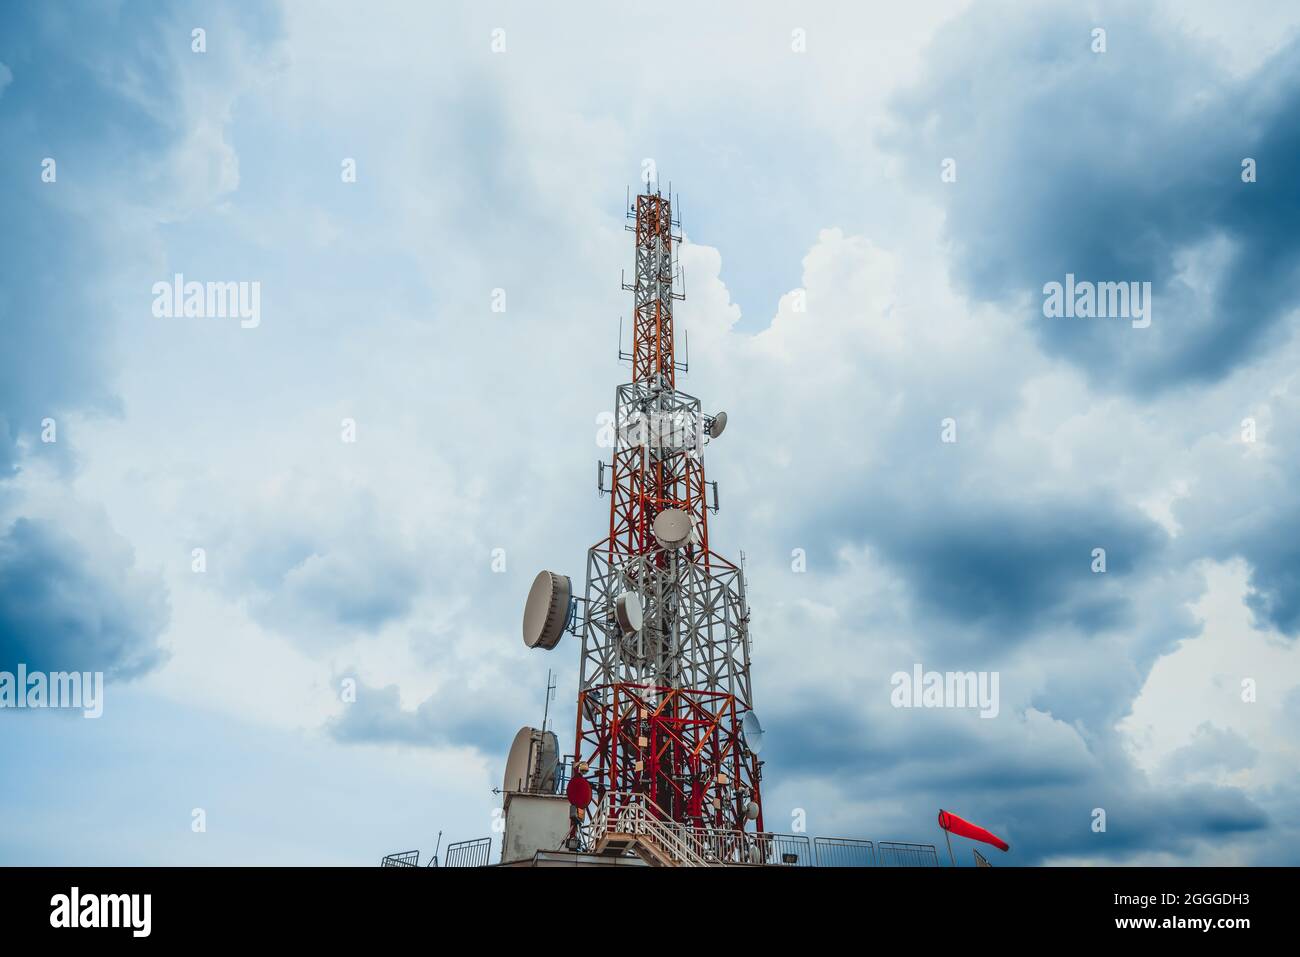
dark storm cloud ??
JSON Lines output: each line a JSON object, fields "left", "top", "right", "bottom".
{"left": 1239, "top": 511, "right": 1300, "bottom": 636}
{"left": 804, "top": 489, "right": 1166, "bottom": 643}
{"left": 1174, "top": 383, "right": 1300, "bottom": 638}
{"left": 0, "top": 6, "right": 181, "bottom": 678}
{"left": 1, "top": 2, "right": 284, "bottom": 468}
{"left": 1010, "top": 781, "right": 1269, "bottom": 862}
{"left": 765, "top": 701, "right": 1267, "bottom": 863}
{"left": 1206, "top": 514, "right": 1300, "bottom": 639}
{"left": 888, "top": 2, "right": 1300, "bottom": 392}
{"left": 875, "top": 498, "right": 1160, "bottom": 633}
{"left": 765, "top": 703, "right": 1091, "bottom": 793}
{"left": 0, "top": 516, "right": 168, "bottom": 677}
{"left": 0, "top": 5, "right": 144, "bottom": 474}
{"left": 0, "top": 192, "right": 118, "bottom": 480}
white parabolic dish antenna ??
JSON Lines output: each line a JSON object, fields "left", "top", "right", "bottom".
{"left": 522, "top": 570, "right": 571, "bottom": 649}
{"left": 742, "top": 710, "right": 765, "bottom": 754}
{"left": 503, "top": 727, "right": 536, "bottom": 792}
{"left": 615, "top": 591, "right": 643, "bottom": 634}
{"left": 708, "top": 411, "right": 728, "bottom": 438}
{"left": 503, "top": 726, "right": 561, "bottom": 793}
{"left": 652, "top": 508, "right": 692, "bottom": 549}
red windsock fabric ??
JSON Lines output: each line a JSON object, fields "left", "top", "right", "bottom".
{"left": 938, "top": 809, "right": 1010, "bottom": 852}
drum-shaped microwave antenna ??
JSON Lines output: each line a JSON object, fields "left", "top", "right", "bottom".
{"left": 742, "top": 710, "right": 765, "bottom": 754}
{"left": 707, "top": 411, "right": 728, "bottom": 438}
{"left": 652, "top": 508, "right": 692, "bottom": 549}
{"left": 522, "top": 570, "right": 571, "bottom": 649}
{"left": 614, "top": 591, "right": 643, "bottom": 635}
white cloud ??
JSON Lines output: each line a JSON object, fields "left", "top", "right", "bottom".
{"left": 1121, "top": 559, "right": 1300, "bottom": 792}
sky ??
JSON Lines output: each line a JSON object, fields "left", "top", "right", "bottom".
{"left": 2, "top": 0, "right": 1299, "bottom": 866}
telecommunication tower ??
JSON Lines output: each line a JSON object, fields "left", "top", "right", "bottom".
{"left": 523, "top": 182, "right": 765, "bottom": 849}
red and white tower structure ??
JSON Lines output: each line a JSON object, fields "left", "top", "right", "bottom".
{"left": 522, "top": 183, "right": 765, "bottom": 849}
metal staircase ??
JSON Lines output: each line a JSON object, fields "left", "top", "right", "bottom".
{"left": 592, "top": 793, "right": 711, "bottom": 867}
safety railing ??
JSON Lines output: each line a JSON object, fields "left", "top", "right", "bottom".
{"left": 877, "top": 841, "right": 940, "bottom": 867}
{"left": 684, "top": 828, "right": 812, "bottom": 866}
{"left": 814, "top": 836, "right": 877, "bottom": 867}
{"left": 593, "top": 793, "right": 940, "bottom": 868}
{"left": 756, "top": 833, "right": 814, "bottom": 866}
{"left": 443, "top": 837, "right": 493, "bottom": 868}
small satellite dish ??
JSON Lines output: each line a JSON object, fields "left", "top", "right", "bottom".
{"left": 652, "top": 508, "right": 692, "bottom": 549}
{"left": 742, "top": 710, "right": 765, "bottom": 754}
{"left": 522, "top": 570, "right": 571, "bottom": 649}
{"left": 746, "top": 801, "right": 760, "bottom": 821}
{"left": 614, "top": 591, "right": 643, "bottom": 634}
{"left": 707, "top": 411, "right": 727, "bottom": 438}
{"left": 566, "top": 774, "right": 593, "bottom": 808}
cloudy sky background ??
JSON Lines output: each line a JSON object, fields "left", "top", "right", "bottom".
{"left": 3, "top": 0, "right": 1300, "bottom": 865}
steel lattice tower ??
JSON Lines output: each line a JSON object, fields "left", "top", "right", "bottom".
{"left": 574, "top": 186, "right": 764, "bottom": 836}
